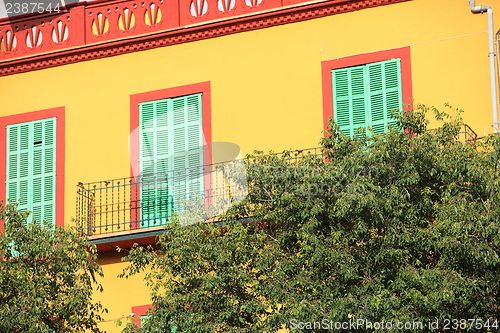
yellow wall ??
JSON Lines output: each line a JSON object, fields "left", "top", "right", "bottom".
{"left": 0, "top": 0, "right": 498, "bottom": 330}
{"left": 93, "top": 253, "right": 152, "bottom": 332}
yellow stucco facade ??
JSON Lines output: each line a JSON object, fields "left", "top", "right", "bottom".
{"left": 0, "top": 0, "right": 499, "bottom": 330}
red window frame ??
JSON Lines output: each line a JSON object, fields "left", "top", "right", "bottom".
{"left": 321, "top": 46, "right": 413, "bottom": 134}
{"left": 130, "top": 81, "right": 212, "bottom": 177}
{"left": 0, "top": 107, "right": 65, "bottom": 229}
{"left": 129, "top": 82, "right": 212, "bottom": 229}
{"left": 131, "top": 304, "right": 152, "bottom": 328}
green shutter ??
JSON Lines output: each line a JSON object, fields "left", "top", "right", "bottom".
{"left": 140, "top": 315, "right": 178, "bottom": 332}
{"left": 368, "top": 58, "right": 402, "bottom": 135}
{"left": 332, "top": 65, "right": 368, "bottom": 138}
{"left": 139, "top": 94, "right": 203, "bottom": 228}
{"left": 6, "top": 118, "right": 56, "bottom": 227}
{"left": 140, "top": 315, "right": 151, "bottom": 327}
{"left": 332, "top": 58, "right": 402, "bottom": 138}
{"left": 140, "top": 100, "right": 171, "bottom": 227}
{"left": 171, "top": 94, "right": 203, "bottom": 207}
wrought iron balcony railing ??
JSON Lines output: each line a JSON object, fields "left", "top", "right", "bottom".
{"left": 77, "top": 160, "right": 242, "bottom": 236}
{"left": 458, "top": 123, "right": 479, "bottom": 146}
{"left": 76, "top": 148, "right": 323, "bottom": 237}
{"left": 76, "top": 123, "right": 479, "bottom": 238}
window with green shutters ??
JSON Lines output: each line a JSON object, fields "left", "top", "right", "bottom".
{"left": 332, "top": 58, "right": 402, "bottom": 137}
{"left": 139, "top": 94, "right": 203, "bottom": 228}
{"left": 6, "top": 118, "right": 56, "bottom": 226}
{"left": 138, "top": 315, "right": 179, "bottom": 332}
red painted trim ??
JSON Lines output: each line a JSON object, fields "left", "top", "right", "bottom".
{"left": 131, "top": 304, "right": 152, "bottom": 327}
{"left": 130, "top": 81, "right": 212, "bottom": 176}
{"left": 93, "top": 234, "right": 157, "bottom": 253}
{"left": 0, "top": 0, "right": 411, "bottom": 76}
{"left": 0, "top": 107, "right": 65, "bottom": 230}
{"left": 129, "top": 82, "right": 212, "bottom": 229}
{"left": 321, "top": 46, "right": 413, "bottom": 134}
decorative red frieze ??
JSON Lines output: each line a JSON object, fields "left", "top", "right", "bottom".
{"left": 0, "top": 6, "right": 84, "bottom": 59}
{"left": 178, "top": 0, "right": 283, "bottom": 26}
{"left": 83, "top": 0, "right": 179, "bottom": 44}
{"left": 0, "top": 0, "right": 411, "bottom": 76}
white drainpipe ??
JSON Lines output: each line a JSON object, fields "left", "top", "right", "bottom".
{"left": 469, "top": 0, "right": 499, "bottom": 133}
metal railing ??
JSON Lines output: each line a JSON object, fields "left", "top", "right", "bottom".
{"left": 76, "top": 123, "right": 480, "bottom": 238}
{"left": 76, "top": 160, "right": 244, "bottom": 236}
{"left": 76, "top": 148, "right": 324, "bottom": 236}
{"left": 408, "top": 124, "right": 478, "bottom": 146}
{"left": 458, "top": 123, "right": 479, "bottom": 147}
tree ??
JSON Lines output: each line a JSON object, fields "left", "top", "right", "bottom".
{"left": 120, "top": 104, "right": 500, "bottom": 332}
{"left": 0, "top": 204, "right": 106, "bottom": 333}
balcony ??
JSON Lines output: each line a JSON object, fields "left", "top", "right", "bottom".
{"left": 75, "top": 122, "right": 478, "bottom": 250}
{"left": 76, "top": 122, "right": 479, "bottom": 235}
{"left": 76, "top": 148, "right": 323, "bottom": 247}
{"left": 76, "top": 159, "right": 244, "bottom": 236}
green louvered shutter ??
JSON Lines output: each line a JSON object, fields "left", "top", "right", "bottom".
{"left": 332, "top": 65, "right": 368, "bottom": 138}
{"left": 332, "top": 58, "right": 402, "bottom": 137}
{"left": 368, "top": 59, "right": 402, "bottom": 135}
{"left": 140, "top": 315, "right": 178, "bottom": 332}
{"left": 6, "top": 118, "right": 56, "bottom": 227}
{"left": 140, "top": 315, "right": 151, "bottom": 327}
{"left": 139, "top": 94, "right": 203, "bottom": 228}
{"left": 171, "top": 94, "right": 203, "bottom": 211}
{"left": 140, "top": 99, "right": 173, "bottom": 227}
{"left": 139, "top": 100, "right": 155, "bottom": 226}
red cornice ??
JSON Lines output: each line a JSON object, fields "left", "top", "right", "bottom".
{"left": 0, "top": 0, "right": 409, "bottom": 77}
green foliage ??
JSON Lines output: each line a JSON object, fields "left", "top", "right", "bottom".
{"left": 0, "top": 204, "right": 106, "bottom": 333}
{"left": 121, "top": 104, "right": 500, "bottom": 332}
